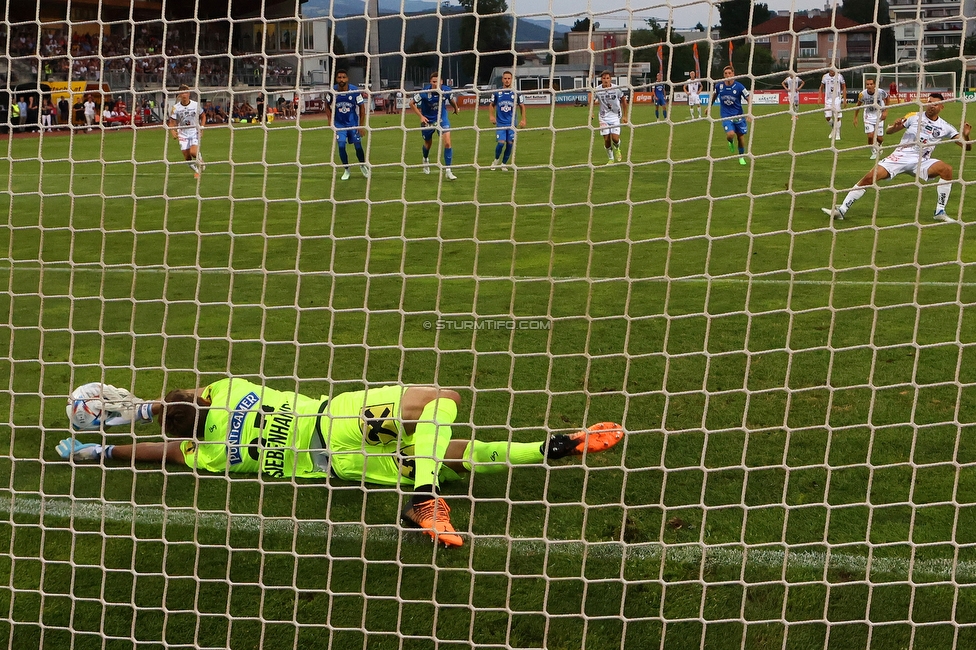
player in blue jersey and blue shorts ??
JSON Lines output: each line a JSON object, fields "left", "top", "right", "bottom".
{"left": 713, "top": 66, "right": 752, "bottom": 166}
{"left": 652, "top": 73, "right": 669, "bottom": 121}
{"left": 410, "top": 72, "right": 460, "bottom": 180}
{"left": 325, "top": 70, "right": 369, "bottom": 180}
{"left": 489, "top": 71, "right": 526, "bottom": 170}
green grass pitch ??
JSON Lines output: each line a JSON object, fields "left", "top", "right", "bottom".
{"left": 2, "top": 100, "right": 976, "bottom": 649}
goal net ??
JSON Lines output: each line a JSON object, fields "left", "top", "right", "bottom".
{"left": 4, "top": 0, "right": 976, "bottom": 648}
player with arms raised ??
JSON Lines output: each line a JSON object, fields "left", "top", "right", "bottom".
{"left": 168, "top": 84, "right": 204, "bottom": 178}
{"left": 713, "top": 66, "right": 752, "bottom": 166}
{"left": 683, "top": 71, "right": 704, "bottom": 119}
{"left": 489, "top": 71, "right": 526, "bottom": 170}
{"left": 590, "top": 70, "right": 629, "bottom": 164}
{"left": 59, "top": 381, "right": 624, "bottom": 548}
{"left": 782, "top": 72, "right": 804, "bottom": 117}
{"left": 822, "top": 94, "right": 972, "bottom": 222}
{"left": 820, "top": 68, "right": 847, "bottom": 141}
{"left": 410, "top": 72, "right": 460, "bottom": 180}
{"left": 326, "top": 69, "right": 369, "bottom": 180}
{"left": 852, "top": 77, "right": 889, "bottom": 160}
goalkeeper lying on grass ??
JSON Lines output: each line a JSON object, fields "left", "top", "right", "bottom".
{"left": 59, "top": 380, "right": 624, "bottom": 548}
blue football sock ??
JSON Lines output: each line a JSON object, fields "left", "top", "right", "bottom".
{"left": 503, "top": 143, "right": 512, "bottom": 163}
{"left": 663, "top": 110, "right": 668, "bottom": 118}
{"left": 337, "top": 146, "right": 349, "bottom": 165}
{"left": 354, "top": 144, "right": 365, "bottom": 163}
{"left": 655, "top": 109, "right": 659, "bottom": 119}
{"left": 738, "top": 146, "right": 745, "bottom": 155}
{"left": 494, "top": 142, "right": 504, "bottom": 160}
{"left": 422, "top": 145, "right": 430, "bottom": 161}
{"left": 444, "top": 147, "right": 453, "bottom": 166}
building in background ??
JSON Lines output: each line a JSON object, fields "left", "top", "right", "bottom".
{"left": 889, "top": 0, "right": 976, "bottom": 62}
{"left": 748, "top": 12, "right": 876, "bottom": 71}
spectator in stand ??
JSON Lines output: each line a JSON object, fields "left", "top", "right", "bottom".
{"left": 41, "top": 98, "right": 55, "bottom": 129}
{"left": 889, "top": 81, "right": 898, "bottom": 96}
{"left": 83, "top": 94, "right": 96, "bottom": 131}
{"left": 256, "top": 94, "right": 265, "bottom": 121}
{"left": 17, "top": 96, "right": 27, "bottom": 127}
{"left": 58, "top": 95, "right": 69, "bottom": 126}
{"left": 102, "top": 104, "right": 117, "bottom": 126}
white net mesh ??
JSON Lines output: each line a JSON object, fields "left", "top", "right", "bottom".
{"left": 4, "top": 0, "right": 976, "bottom": 648}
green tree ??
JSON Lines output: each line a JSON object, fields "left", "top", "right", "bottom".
{"left": 718, "top": 0, "right": 772, "bottom": 39}
{"left": 405, "top": 35, "right": 438, "bottom": 70}
{"left": 841, "top": 0, "right": 895, "bottom": 62}
{"left": 964, "top": 35, "right": 976, "bottom": 55}
{"left": 457, "top": 0, "right": 513, "bottom": 83}
{"left": 732, "top": 42, "right": 774, "bottom": 79}
{"left": 630, "top": 20, "right": 685, "bottom": 81}
{"left": 570, "top": 17, "right": 591, "bottom": 32}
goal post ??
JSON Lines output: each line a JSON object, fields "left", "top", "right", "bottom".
{"left": 4, "top": 1, "right": 976, "bottom": 650}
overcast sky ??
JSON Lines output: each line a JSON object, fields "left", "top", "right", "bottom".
{"left": 510, "top": 0, "right": 833, "bottom": 30}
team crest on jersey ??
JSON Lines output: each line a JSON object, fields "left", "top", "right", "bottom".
{"left": 362, "top": 403, "right": 399, "bottom": 445}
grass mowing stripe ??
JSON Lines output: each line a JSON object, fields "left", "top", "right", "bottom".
{"left": 6, "top": 494, "right": 967, "bottom": 582}
{"left": 0, "top": 262, "right": 970, "bottom": 287}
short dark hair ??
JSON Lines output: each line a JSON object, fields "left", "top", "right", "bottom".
{"left": 335, "top": 69, "right": 347, "bottom": 76}
{"left": 161, "top": 389, "right": 209, "bottom": 439}
{"left": 430, "top": 71, "right": 440, "bottom": 80}
{"left": 930, "top": 92, "right": 945, "bottom": 101}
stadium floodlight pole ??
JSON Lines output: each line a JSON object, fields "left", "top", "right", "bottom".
{"left": 367, "top": 0, "right": 381, "bottom": 93}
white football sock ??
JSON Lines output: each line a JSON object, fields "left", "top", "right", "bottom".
{"left": 841, "top": 186, "right": 866, "bottom": 213}
{"left": 606, "top": 146, "right": 614, "bottom": 160}
{"left": 936, "top": 180, "right": 952, "bottom": 212}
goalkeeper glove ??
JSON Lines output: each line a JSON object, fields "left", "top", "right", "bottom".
{"left": 56, "top": 438, "right": 115, "bottom": 462}
{"left": 98, "top": 384, "right": 154, "bottom": 427}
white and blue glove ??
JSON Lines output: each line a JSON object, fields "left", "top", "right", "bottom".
{"left": 56, "top": 438, "right": 115, "bottom": 462}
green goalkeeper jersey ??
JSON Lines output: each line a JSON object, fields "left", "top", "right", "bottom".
{"left": 180, "top": 378, "right": 329, "bottom": 478}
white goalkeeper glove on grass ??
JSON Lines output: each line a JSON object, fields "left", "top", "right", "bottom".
{"left": 56, "top": 438, "right": 115, "bottom": 462}
{"left": 99, "top": 384, "right": 154, "bottom": 427}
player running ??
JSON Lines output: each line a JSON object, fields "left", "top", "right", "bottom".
{"left": 59, "top": 381, "right": 624, "bottom": 548}
{"left": 683, "top": 71, "right": 704, "bottom": 119}
{"left": 168, "top": 84, "right": 205, "bottom": 178}
{"left": 488, "top": 71, "right": 526, "bottom": 171}
{"left": 410, "top": 72, "right": 460, "bottom": 180}
{"left": 652, "top": 72, "right": 669, "bottom": 121}
{"left": 852, "top": 78, "right": 889, "bottom": 160}
{"left": 590, "top": 70, "right": 629, "bottom": 164}
{"left": 820, "top": 68, "right": 847, "bottom": 142}
{"left": 713, "top": 66, "right": 752, "bottom": 166}
{"left": 821, "top": 94, "right": 972, "bottom": 223}
{"left": 326, "top": 69, "right": 369, "bottom": 180}
{"left": 782, "top": 72, "right": 804, "bottom": 117}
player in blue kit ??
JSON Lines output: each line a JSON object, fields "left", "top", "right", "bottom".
{"left": 325, "top": 70, "right": 369, "bottom": 180}
{"left": 713, "top": 66, "right": 752, "bottom": 166}
{"left": 489, "top": 71, "right": 526, "bottom": 170}
{"left": 652, "top": 73, "right": 669, "bottom": 120}
{"left": 410, "top": 72, "right": 460, "bottom": 180}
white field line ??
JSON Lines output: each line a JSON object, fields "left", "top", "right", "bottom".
{"left": 4, "top": 494, "right": 971, "bottom": 581}
{"left": 0, "top": 262, "right": 970, "bottom": 287}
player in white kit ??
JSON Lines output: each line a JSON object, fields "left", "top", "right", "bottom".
{"left": 852, "top": 78, "right": 889, "bottom": 159}
{"left": 683, "top": 71, "right": 704, "bottom": 119}
{"left": 820, "top": 69, "right": 846, "bottom": 141}
{"left": 168, "top": 84, "right": 205, "bottom": 178}
{"left": 822, "top": 94, "right": 972, "bottom": 223}
{"left": 590, "top": 70, "right": 629, "bottom": 164}
{"left": 781, "top": 72, "right": 804, "bottom": 116}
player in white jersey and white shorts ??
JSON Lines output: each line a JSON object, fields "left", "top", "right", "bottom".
{"left": 590, "top": 70, "right": 629, "bottom": 164}
{"left": 781, "top": 72, "right": 804, "bottom": 116}
{"left": 684, "top": 71, "right": 704, "bottom": 119}
{"left": 168, "top": 84, "right": 205, "bottom": 178}
{"left": 822, "top": 94, "right": 972, "bottom": 223}
{"left": 820, "top": 69, "right": 846, "bottom": 141}
{"left": 852, "top": 78, "right": 889, "bottom": 159}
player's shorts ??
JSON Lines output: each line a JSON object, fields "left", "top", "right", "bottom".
{"left": 177, "top": 132, "right": 200, "bottom": 150}
{"left": 788, "top": 92, "right": 799, "bottom": 106}
{"left": 823, "top": 97, "right": 843, "bottom": 118}
{"left": 323, "top": 385, "right": 456, "bottom": 487}
{"left": 335, "top": 128, "right": 362, "bottom": 145}
{"left": 599, "top": 115, "right": 622, "bottom": 136}
{"left": 421, "top": 119, "right": 449, "bottom": 141}
{"left": 687, "top": 93, "right": 699, "bottom": 106}
{"left": 878, "top": 151, "right": 940, "bottom": 181}
{"left": 495, "top": 127, "right": 516, "bottom": 142}
{"left": 863, "top": 117, "right": 884, "bottom": 136}
{"left": 653, "top": 95, "right": 667, "bottom": 107}
{"left": 722, "top": 117, "right": 748, "bottom": 136}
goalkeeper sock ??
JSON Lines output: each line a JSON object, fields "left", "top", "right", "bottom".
{"left": 494, "top": 142, "right": 504, "bottom": 160}
{"left": 337, "top": 145, "right": 349, "bottom": 165}
{"left": 444, "top": 147, "right": 453, "bottom": 166}
{"left": 503, "top": 142, "right": 512, "bottom": 163}
{"left": 461, "top": 440, "right": 544, "bottom": 474}
{"left": 936, "top": 180, "right": 952, "bottom": 212}
{"left": 354, "top": 144, "right": 365, "bottom": 163}
{"left": 841, "top": 186, "right": 867, "bottom": 214}
{"left": 411, "top": 398, "right": 457, "bottom": 490}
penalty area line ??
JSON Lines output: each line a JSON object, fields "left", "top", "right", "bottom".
{"left": 4, "top": 495, "right": 970, "bottom": 581}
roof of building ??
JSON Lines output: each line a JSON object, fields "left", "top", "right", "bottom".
{"left": 748, "top": 15, "right": 875, "bottom": 36}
